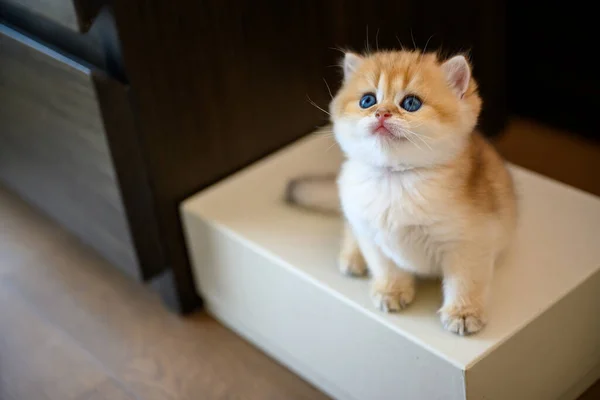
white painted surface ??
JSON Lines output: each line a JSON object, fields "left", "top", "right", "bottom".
{"left": 181, "top": 131, "right": 600, "bottom": 399}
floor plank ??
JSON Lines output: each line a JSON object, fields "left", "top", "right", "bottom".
{"left": 0, "top": 286, "right": 123, "bottom": 400}
{"left": 75, "top": 380, "right": 137, "bottom": 400}
{"left": 0, "top": 185, "right": 328, "bottom": 400}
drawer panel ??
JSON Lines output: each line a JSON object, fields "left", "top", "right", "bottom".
{"left": 0, "top": 24, "right": 141, "bottom": 277}
{"left": 0, "top": 0, "right": 102, "bottom": 32}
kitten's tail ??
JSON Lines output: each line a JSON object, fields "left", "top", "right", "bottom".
{"left": 285, "top": 174, "right": 341, "bottom": 215}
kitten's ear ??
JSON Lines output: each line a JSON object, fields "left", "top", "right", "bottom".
{"left": 343, "top": 52, "right": 363, "bottom": 80}
{"left": 441, "top": 55, "right": 471, "bottom": 98}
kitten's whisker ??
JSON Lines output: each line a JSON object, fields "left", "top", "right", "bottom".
{"left": 409, "top": 132, "right": 431, "bottom": 142}
{"left": 411, "top": 49, "right": 433, "bottom": 88}
{"left": 317, "top": 132, "right": 336, "bottom": 138}
{"left": 401, "top": 130, "right": 423, "bottom": 151}
{"left": 376, "top": 28, "right": 380, "bottom": 51}
{"left": 402, "top": 127, "right": 432, "bottom": 140}
{"left": 410, "top": 28, "right": 417, "bottom": 50}
{"left": 316, "top": 126, "right": 335, "bottom": 135}
{"left": 407, "top": 136, "right": 431, "bottom": 151}
{"left": 395, "top": 35, "right": 405, "bottom": 51}
{"left": 325, "top": 141, "right": 338, "bottom": 153}
{"left": 365, "top": 25, "right": 371, "bottom": 53}
{"left": 422, "top": 34, "right": 435, "bottom": 56}
{"left": 323, "top": 78, "right": 334, "bottom": 99}
{"left": 407, "top": 121, "right": 428, "bottom": 130}
{"left": 411, "top": 133, "right": 433, "bottom": 151}
{"left": 401, "top": 129, "right": 433, "bottom": 151}
{"left": 306, "top": 95, "right": 331, "bottom": 116}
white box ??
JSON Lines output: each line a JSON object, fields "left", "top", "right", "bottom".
{"left": 181, "top": 131, "right": 600, "bottom": 400}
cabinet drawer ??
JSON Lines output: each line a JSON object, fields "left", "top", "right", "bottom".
{"left": 0, "top": 0, "right": 102, "bottom": 32}
{"left": 0, "top": 24, "right": 147, "bottom": 278}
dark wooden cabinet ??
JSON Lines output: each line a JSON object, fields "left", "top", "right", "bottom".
{"left": 0, "top": 4, "right": 165, "bottom": 285}
{"left": 1, "top": 0, "right": 508, "bottom": 313}
{"left": 1, "top": 0, "right": 103, "bottom": 31}
{"left": 0, "top": 25, "right": 139, "bottom": 278}
{"left": 0, "top": 21, "right": 164, "bottom": 281}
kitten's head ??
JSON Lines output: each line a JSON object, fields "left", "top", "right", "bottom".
{"left": 330, "top": 50, "right": 482, "bottom": 169}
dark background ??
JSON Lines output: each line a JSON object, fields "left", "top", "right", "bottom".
{"left": 507, "top": 4, "right": 597, "bottom": 140}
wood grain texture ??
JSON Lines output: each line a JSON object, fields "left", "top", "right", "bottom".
{"left": 0, "top": 184, "right": 329, "bottom": 400}
{"left": 0, "top": 286, "right": 121, "bottom": 400}
{"left": 74, "top": 380, "right": 136, "bottom": 400}
{"left": 0, "top": 24, "right": 139, "bottom": 278}
{"left": 0, "top": 0, "right": 103, "bottom": 32}
{"left": 112, "top": 0, "right": 508, "bottom": 312}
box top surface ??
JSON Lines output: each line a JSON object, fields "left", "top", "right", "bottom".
{"left": 182, "top": 131, "right": 600, "bottom": 369}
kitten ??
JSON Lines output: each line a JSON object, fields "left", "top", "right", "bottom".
{"left": 287, "top": 50, "right": 517, "bottom": 336}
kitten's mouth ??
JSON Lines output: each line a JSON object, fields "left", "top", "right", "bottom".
{"left": 373, "top": 123, "right": 393, "bottom": 137}
{"left": 374, "top": 126, "right": 391, "bottom": 136}
{"left": 372, "top": 124, "right": 407, "bottom": 141}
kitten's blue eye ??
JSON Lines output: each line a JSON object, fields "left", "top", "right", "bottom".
{"left": 359, "top": 93, "right": 377, "bottom": 109}
{"left": 400, "top": 95, "right": 422, "bottom": 112}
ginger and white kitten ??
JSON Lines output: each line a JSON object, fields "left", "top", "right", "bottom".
{"left": 288, "top": 50, "right": 517, "bottom": 336}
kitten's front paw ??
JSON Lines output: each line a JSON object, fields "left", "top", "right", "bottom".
{"left": 439, "top": 304, "right": 486, "bottom": 336}
{"left": 371, "top": 278, "right": 415, "bottom": 312}
{"left": 338, "top": 250, "right": 368, "bottom": 277}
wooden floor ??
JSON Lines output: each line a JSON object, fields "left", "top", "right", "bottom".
{"left": 494, "top": 118, "right": 600, "bottom": 197}
{"left": 0, "top": 186, "right": 327, "bottom": 399}
{"left": 0, "top": 117, "right": 598, "bottom": 400}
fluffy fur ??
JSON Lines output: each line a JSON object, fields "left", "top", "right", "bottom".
{"left": 287, "top": 50, "right": 517, "bottom": 335}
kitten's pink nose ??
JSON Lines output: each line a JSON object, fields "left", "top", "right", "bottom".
{"left": 375, "top": 108, "right": 392, "bottom": 121}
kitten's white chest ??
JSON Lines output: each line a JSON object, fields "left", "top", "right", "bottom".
{"left": 339, "top": 161, "right": 442, "bottom": 276}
